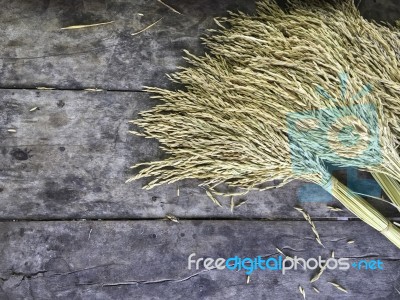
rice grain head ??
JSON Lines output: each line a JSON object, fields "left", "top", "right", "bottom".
{"left": 128, "top": 0, "right": 400, "bottom": 248}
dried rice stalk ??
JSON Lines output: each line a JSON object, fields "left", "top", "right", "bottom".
{"left": 327, "top": 206, "right": 343, "bottom": 212}
{"left": 165, "top": 214, "right": 179, "bottom": 223}
{"left": 61, "top": 21, "right": 114, "bottom": 30}
{"left": 203, "top": 1, "right": 400, "bottom": 182}
{"left": 294, "top": 207, "right": 324, "bottom": 247}
{"left": 205, "top": 190, "right": 223, "bottom": 207}
{"left": 372, "top": 173, "right": 400, "bottom": 212}
{"left": 131, "top": 18, "right": 163, "bottom": 36}
{"left": 298, "top": 285, "right": 306, "bottom": 299}
{"left": 310, "top": 264, "right": 326, "bottom": 283}
{"left": 256, "top": 0, "right": 400, "bottom": 209}
{"left": 157, "top": 0, "right": 181, "bottom": 15}
{"left": 36, "top": 87, "right": 54, "bottom": 90}
{"left": 128, "top": 0, "right": 400, "bottom": 248}
{"left": 329, "top": 282, "right": 348, "bottom": 293}
{"left": 235, "top": 199, "right": 247, "bottom": 208}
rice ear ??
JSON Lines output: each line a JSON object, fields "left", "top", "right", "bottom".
{"left": 128, "top": 0, "right": 400, "bottom": 249}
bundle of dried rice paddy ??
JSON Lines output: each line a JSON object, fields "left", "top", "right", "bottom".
{"left": 128, "top": 0, "right": 400, "bottom": 248}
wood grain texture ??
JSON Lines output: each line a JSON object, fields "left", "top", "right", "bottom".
{"left": 0, "top": 0, "right": 255, "bottom": 90}
{"left": 1, "top": 89, "right": 395, "bottom": 220}
{"left": 0, "top": 0, "right": 398, "bottom": 90}
{"left": 1, "top": 1, "right": 400, "bottom": 299}
{"left": 0, "top": 220, "right": 399, "bottom": 300}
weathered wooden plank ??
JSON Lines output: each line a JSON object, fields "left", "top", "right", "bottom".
{"left": 0, "top": 0, "right": 255, "bottom": 90}
{"left": 358, "top": 0, "right": 400, "bottom": 23}
{"left": 0, "top": 0, "right": 398, "bottom": 90}
{"left": 1, "top": 89, "right": 396, "bottom": 220}
{"left": 0, "top": 220, "right": 398, "bottom": 299}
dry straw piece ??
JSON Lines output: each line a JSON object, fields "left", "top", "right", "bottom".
{"left": 294, "top": 207, "right": 324, "bottom": 247}
{"left": 128, "top": 0, "right": 400, "bottom": 248}
{"left": 372, "top": 173, "right": 400, "bottom": 212}
{"left": 61, "top": 21, "right": 114, "bottom": 30}
{"left": 298, "top": 285, "right": 306, "bottom": 299}
{"left": 329, "top": 282, "right": 348, "bottom": 293}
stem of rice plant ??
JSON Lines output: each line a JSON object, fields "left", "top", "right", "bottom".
{"left": 384, "top": 153, "right": 400, "bottom": 182}
{"left": 323, "top": 176, "right": 400, "bottom": 248}
{"left": 372, "top": 172, "right": 400, "bottom": 213}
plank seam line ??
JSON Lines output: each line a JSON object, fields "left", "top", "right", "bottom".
{"left": 0, "top": 87, "right": 146, "bottom": 93}
{"left": 0, "top": 217, "right": 397, "bottom": 223}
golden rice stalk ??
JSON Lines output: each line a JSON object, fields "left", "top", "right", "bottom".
{"left": 128, "top": 0, "right": 400, "bottom": 248}
{"left": 157, "top": 0, "right": 181, "bottom": 15}
{"left": 298, "top": 285, "right": 306, "bottom": 299}
{"left": 310, "top": 264, "right": 326, "bottom": 283}
{"left": 36, "top": 87, "right": 55, "bottom": 90}
{"left": 205, "top": 0, "right": 400, "bottom": 226}
{"left": 165, "top": 214, "right": 179, "bottom": 223}
{"left": 235, "top": 199, "right": 247, "bottom": 208}
{"left": 327, "top": 206, "right": 343, "bottom": 212}
{"left": 131, "top": 18, "right": 163, "bottom": 36}
{"left": 204, "top": 0, "right": 400, "bottom": 207}
{"left": 329, "top": 282, "right": 348, "bottom": 293}
{"left": 202, "top": 2, "right": 400, "bottom": 182}
{"left": 84, "top": 88, "right": 103, "bottom": 92}
{"left": 287, "top": 0, "right": 400, "bottom": 215}
{"left": 372, "top": 173, "right": 400, "bottom": 213}
{"left": 294, "top": 207, "right": 324, "bottom": 247}
{"left": 205, "top": 190, "right": 223, "bottom": 207}
{"left": 331, "top": 177, "right": 400, "bottom": 247}
{"left": 61, "top": 21, "right": 114, "bottom": 30}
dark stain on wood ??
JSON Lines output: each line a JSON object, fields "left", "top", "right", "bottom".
{"left": 56, "top": 100, "right": 65, "bottom": 108}
{"left": 41, "top": 181, "right": 81, "bottom": 205}
{"left": 10, "top": 148, "right": 31, "bottom": 161}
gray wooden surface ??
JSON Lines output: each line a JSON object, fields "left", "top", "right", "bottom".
{"left": 0, "top": 0, "right": 256, "bottom": 90}
{"left": 2, "top": 89, "right": 396, "bottom": 220}
{"left": 0, "top": 221, "right": 399, "bottom": 300}
{"left": 0, "top": 0, "right": 400, "bottom": 299}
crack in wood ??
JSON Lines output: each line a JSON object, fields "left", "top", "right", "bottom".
{"left": 77, "top": 269, "right": 212, "bottom": 287}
